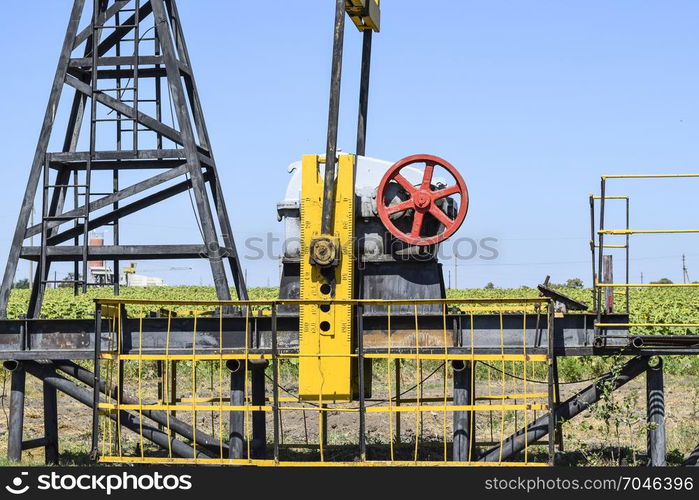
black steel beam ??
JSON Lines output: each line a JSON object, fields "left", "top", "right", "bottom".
{"left": 452, "top": 361, "right": 474, "bottom": 461}
{"left": 0, "top": 0, "right": 86, "bottom": 319}
{"left": 479, "top": 356, "right": 650, "bottom": 462}
{"left": 356, "top": 29, "right": 372, "bottom": 156}
{"left": 72, "top": 0, "right": 131, "bottom": 49}
{"left": 229, "top": 362, "right": 245, "bottom": 459}
{"left": 684, "top": 444, "right": 699, "bottom": 466}
{"left": 21, "top": 360, "right": 209, "bottom": 460}
{"left": 151, "top": 0, "right": 232, "bottom": 302}
{"left": 46, "top": 174, "right": 204, "bottom": 246}
{"left": 53, "top": 360, "right": 227, "bottom": 455}
{"left": 26, "top": 164, "right": 189, "bottom": 239}
{"left": 65, "top": 74, "right": 184, "bottom": 146}
{"left": 50, "top": 159, "right": 185, "bottom": 171}
{"left": 20, "top": 244, "right": 215, "bottom": 261}
{"left": 43, "top": 372, "right": 60, "bottom": 464}
{"left": 321, "top": 0, "right": 347, "bottom": 235}
{"left": 7, "top": 363, "right": 26, "bottom": 461}
{"left": 646, "top": 357, "right": 666, "bottom": 466}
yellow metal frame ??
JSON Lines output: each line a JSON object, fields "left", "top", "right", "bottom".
{"left": 346, "top": 0, "right": 380, "bottom": 32}
{"left": 594, "top": 172, "right": 699, "bottom": 329}
{"left": 299, "top": 154, "right": 355, "bottom": 402}
{"left": 94, "top": 296, "right": 552, "bottom": 467}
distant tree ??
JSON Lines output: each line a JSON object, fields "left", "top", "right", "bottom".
{"left": 651, "top": 278, "right": 674, "bottom": 285}
{"left": 484, "top": 282, "right": 495, "bottom": 289}
{"left": 60, "top": 272, "right": 80, "bottom": 288}
{"left": 11, "top": 279, "right": 29, "bottom": 289}
{"left": 564, "top": 278, "right": 584, "bottom": 289}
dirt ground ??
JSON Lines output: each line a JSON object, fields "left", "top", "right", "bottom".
{"left": 0, "top": 363, "right": 697, "bottom": 466}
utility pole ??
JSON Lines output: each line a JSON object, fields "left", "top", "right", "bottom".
{"left": 454, "top": 259, "right": 458, "bottom": 290}
{"left": 641, "top": 272, "right": 644, "bottom": 284}
{"left": 447, "top": 270, "right": 451, "bottom": 289}
{"left": 683, "top": 254, "right": 690, "bottom": 284}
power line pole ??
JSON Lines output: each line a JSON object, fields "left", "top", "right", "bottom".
{"left": 454, "top": 259, "right": 458, "bottom": 290}
{"left": 640, "top": 272, "right": 644, "bottom": 284}
{"left": 683, "top": 254, "right": 690, "bottom": 284}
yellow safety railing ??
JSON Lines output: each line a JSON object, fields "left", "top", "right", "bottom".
{"left": 593, "top": 173, "right": 699, "bottom": 331}
{"left": 92, "top": 297, "right": 553, "bottom": 466}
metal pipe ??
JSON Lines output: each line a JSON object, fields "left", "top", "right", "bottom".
{"left": 229, "top": 361, "right": 245, "bottom": 459}
{"left": 52, "top": 360, "right": 225, "bottom": 453}
{"left": 43, "top": 374, "right": 59, "bottom": 464}
{"left": 321, "top": 0, "right": 347, "bottom": 234}
{"left": 356, "top": 29, "right": 373, "bottom": 156}
{"left": 683, "top": 443, "right": 699, "bottom": 466}
{"left": 646, "top": 357, "right": 666, "bottom": 466}
{"left": 480, "top": 356, "right": 649, "bottom": 462}
{"left": 452, "top": 360, "right": 473, "bottom": 461}
{"left": 250, "top": 360, "right": 268, "bottom": 458}
{"left": 22, "top": 360, "right": 207, "bottom": 459}
{"left": 6, "top": 361, "right": 25, "bottom": 462}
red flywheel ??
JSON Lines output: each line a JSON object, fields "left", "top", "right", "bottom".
{"left": 377, "top": 154, "right": 469, "bottom": 246}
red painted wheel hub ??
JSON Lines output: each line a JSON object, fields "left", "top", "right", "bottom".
{"left": 377, "top": 154, "right": 469, "bottom": 246}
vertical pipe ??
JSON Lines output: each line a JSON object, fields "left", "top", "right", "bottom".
{"left": 250, "top": 360, "right": 268, "bottom": 459}
{"left": 228, "top": 360, "right": 244, "bottom": 459}
{"left": 552, "top": 357, "right": 564, "bottom": 452}
{"left": 90, "top": 303, "right": 102, "bottom": 457}
{"left": 170, "top": 361, "right": 177, "bottom": 420}
{"left": 395, "top": 359, "right": 401, "bottom": 444}
{"left": 355, "top": 29, "right": 373, "bottom": 156}
{"left": 43, "top": 377, "right": 59, "bottom": 464}
{"left": 156, "top": 360, "right": 163, "bottom": 430}
{"left": 589, "top": 194, "right": 597, "bottom": 310}
{"left": 625, "top": 198, "right": 630, "bottom": 313}
{"left": 271, "top": 305, "right": 280, "bottom": 462}
{"left": 452, "top": 360, "right": 472, "bottom": 461}
{"left": 603, "top": 255, "right": 614, "bottom": 314}
{"left": 357, "top": 303, "right": 366, "bottom": 460}
{"left": 7, "top": 363, "right": 25, "bottom": 462}
{"left": 646, "top": 357, "right": 666, "bottom": 466}
{"left": 596, "top": 178, "right": 606, "bottom": 320}
{"left": 321, "top": 0, "right": 346, "bottom": 234}
{"left": 547, "top": 304, "right": 556, "bottom": 465}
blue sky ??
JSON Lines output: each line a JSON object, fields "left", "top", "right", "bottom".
{"left": 1, "top": 1, "right": 699, "bottom": 289}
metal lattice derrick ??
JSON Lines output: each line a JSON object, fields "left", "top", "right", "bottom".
{"left": 0, "top": 0, "right": 248, "bottom": 320}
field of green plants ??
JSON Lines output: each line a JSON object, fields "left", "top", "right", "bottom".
{"left": 7, "top": 285, "right": 699, "bottom": 377}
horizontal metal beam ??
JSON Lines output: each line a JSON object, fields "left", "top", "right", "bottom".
{"left": 50, "top": 158, "right": 186, "bottom": 171}
{"left": 67, "top": 66, "right": 168, "bottom": 81}
{"left": 20, "top": 245, "right": 216, "bottom": 261}
{"left": 480, "top": 355, "right": 650, "bottom": 462}
{"left": 21, "top": 360, "right": 209, "bottom": 459}
{"left": 11, "top": 313, "right": 699, "bottom": 362}
{"left": 65, "top": 74, "right": 183, "bottom": 145}
{"left": 46, "top": 174, "right": 205, "bottom": 245}
{"left": 73, "top": 0, "right": 135, "bottom": 50}
{"left": 26, "top": 164, "right": 190, "bottom": 238}
{"left": 47, "top": 149, "right": 198, "bottom": 163}
{"left": 69, "top": 55, "right": 164, "bottom": 67}
{"left": 53, "top": 360, "right": 226, "bottom": 454}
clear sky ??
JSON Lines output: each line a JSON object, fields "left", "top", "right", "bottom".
{"left": 1, "top": 0, "right": 698, "bottom": 289}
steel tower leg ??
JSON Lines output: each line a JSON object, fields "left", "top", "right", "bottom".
{"left": 1, "top": 0, "right": 249, "bottom": 319}
{"left": 646, "top": 357, "right": 666, "bottom": 466}
{"left": 6, "top": 362, "right": 26, "bottom": 462}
